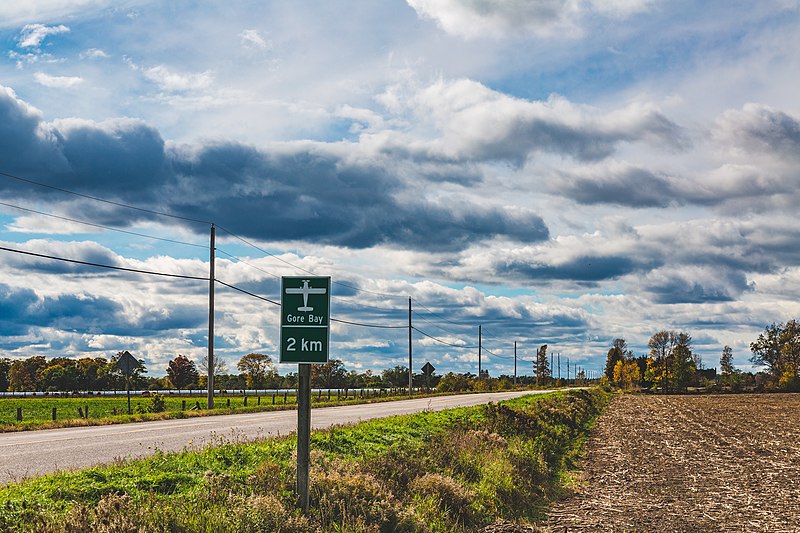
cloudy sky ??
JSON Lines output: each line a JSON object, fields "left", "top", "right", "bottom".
{"left": 1, "top": 0, "right": 799, "bottom": 378}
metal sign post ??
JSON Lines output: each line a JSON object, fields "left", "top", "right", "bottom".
{"left": 280, "top": 276, "right": 331, "bottom": 512}
{"left": 116, "top": 351, "right": 138, "bottom": 414}
{"left": 422, "top": 361, "right": 435, "bottom": 391}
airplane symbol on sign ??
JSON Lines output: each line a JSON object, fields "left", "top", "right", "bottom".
{"left": 285, "top": 279, "right": 327, "bottom": 312}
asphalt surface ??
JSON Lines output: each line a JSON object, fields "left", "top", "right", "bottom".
{"left": 0, "top": 389, "right": 550, "bottom": 484}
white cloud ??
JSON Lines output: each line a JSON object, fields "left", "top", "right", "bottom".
{"left": 406, "top": 0, "right": 655, "bottom": 39}
{"left": 370, "top": 78, "right": 686, "bottom": 165}
{"left": 80, "top": 48, "right": 109, "bottom": 59}
{"left": 143, "top": 65, "right": 214, "bottom": 92}
{"left": 33, "top": 72, "right": 83, "bottom": 88}
{"left": 239, "top": 29, "right": 270, "bottom": 50}
{"left": 17, "top": 23, "right": 70, "bottom": 48}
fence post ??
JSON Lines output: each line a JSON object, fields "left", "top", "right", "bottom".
{"left": 16, "top": 407, "right": 22, "bottom": 421}
{"left": 52, "top": 407, "right": 57, "bottom": 421}
{"left": 182, "top": 400, "right": 186, "bottom": 410}
{"left": 244, "top": 396, "right": 248, "bottom": 407}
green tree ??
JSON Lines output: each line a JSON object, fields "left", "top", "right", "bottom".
{"left": 167, "top": 354, "right": 200, "bottom": 390}
{"left": 0, "top": 358, "right": 11, "bottom": 391}
{"left": 381, "top": 365, "right": 410, "bottom": 388}
{"left": 647, "top": 331, "right": 675, "bottom": 394}
{"left": 436, "top": 372, "right": 471, "bottom": 392}
{"left": 237, "top": 353, "right": 278, "bottom": 389}
{"left": 110, "top": 351, "right": 148, "bottom": 390}
{"left": 750, "top": 320, "right": 800, "bottom": 389}
{"left": 719, "top": 345, "right": 739, "bottom": 390}
{"left": 604, "top": 338, "right": 631, "bottom": 381}
{"left": 646, "top": 330, "right": 697, "bottom": 393}
{"left": 720, "top": 345, "right": 735, "bottom": 375}
{"left": 670, "top": 332, "right": 695, "bottom": 392}
{"left": 312, "top": 359, "right": 348, "bottom": 388}
{"left": 38, "top": 358, "right": 80, "bottom": 391}
{"left": 534, "top": 344, "right": 550, "bottom": 385}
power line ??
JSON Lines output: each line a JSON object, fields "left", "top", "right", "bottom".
{"left": 2, "top": 168, "right": 408, "bottom": 303}
{"left": 214, "top": 278, "right": 406, "bottom": 330}
{"left": 331, "top": 317, "right": 406, "bottom": 329}
{"left": 214, "top": 278, "right": 280, "bottom": 306}
{"left": 216, "top": 247, "right": 282, "bottom": 281}
{"left": 482, "top": 347, "right": 513, "bottom": 360}
{"left": 0, "top": 170, "right": 212, "bottom": 226}
{"left": 0, "top": 245, "right": 208, "bottom": 280}
{"left": 411, "top": 326, "right": 478, "bottom": 349}
{"left": 215, "top": 225, "right": 404, "bottom": 300}
{"left": 218, "top": 247, "right": 405, "bottom": 315}
{"left": 411, "top": 309, "right": 466, "bottom": 336}
{"left": 0, "top": 200, "right": 206, "bottom": 250}
{"left": 411, "top": 298, "right": 467, "bottom": 327}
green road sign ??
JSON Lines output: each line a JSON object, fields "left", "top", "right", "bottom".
{"left": 280, "top": 276, "right": 331, "bottom": 364}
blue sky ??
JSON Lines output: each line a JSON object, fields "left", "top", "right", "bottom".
{"left": 1, "top": 0, "right": 799, "bottom": 378}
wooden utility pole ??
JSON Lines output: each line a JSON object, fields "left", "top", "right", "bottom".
{"left": 478, "top": 325, "right": 482, "bottom": 379}
{"left": 207, "top": 224, "right": 215, "bottom": 409}
{"left": 408, "top": 297, "right": 412, "bottom": 397}
{"left": 513, "top": 341, "right": 517, "bottom": 386}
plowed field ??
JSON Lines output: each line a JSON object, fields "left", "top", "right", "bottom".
{"left": 545, "top": 393, "right": 800, "bottom": 532}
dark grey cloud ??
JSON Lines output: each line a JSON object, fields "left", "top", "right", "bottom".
{"left": 0, "top": 241, "right": 122, "bottom": 275}
{"left": 0, "top": 282, "right": 124, "bottom": 334}
{"left": 716, "top": 104, "right": 800, "bottom": 161}
{"left": 642, "top": 268, "right": 754, "bottom": 304}
{"left": 0, "top": 86, "right": 548, "bottom": 251}
{"left": 498, "top": 254, "right": 650, "bottom": 282}
{"left": 554, "top": 165, "right": 680, "bottom": 207}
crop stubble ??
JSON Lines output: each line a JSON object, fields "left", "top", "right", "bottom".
{"left": 545, "top": 393, "right": 800, "bottom": 532}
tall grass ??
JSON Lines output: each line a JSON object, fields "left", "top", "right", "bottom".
{"left": 0, "top": 388, "right": 610, "bottom": 532}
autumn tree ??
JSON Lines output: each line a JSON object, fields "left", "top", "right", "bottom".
{"left": 8, "top": 356, "right": 47, "bottom": 391}
{"left": 534, "top": 344, "right": 550, "bottom": 385}
{"left": 613, "top": 359, "right": 641, "bottom": 390}
{"left": 751, "top": 320, "right": 800, "bottom": 389}
{"left": 167, "top": 354, "right": 200, "bottom": 390}
{"left": 237, "top": 353, "right": 278, "bottom": 389}
{"left": 604, "top": 339, "right": 632, "bottom": 381}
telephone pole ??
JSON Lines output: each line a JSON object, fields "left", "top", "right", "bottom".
{"left": 408, "top": 297, "right": 413, "bottom": 397}
{"left": 478, "top": 325, "right": 482, "bottom": 379}
{"left": 207, "top": 224, "right": 215, "bottom": 409}
{"left": 513, "top": 341, "right": 517, "bottom": 386}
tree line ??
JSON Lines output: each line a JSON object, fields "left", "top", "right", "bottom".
{"left": 0, "top": 351, "right": 531, "bottom": 393}
{"left": 602, "top": 320, "right": 800, "bottom": 393}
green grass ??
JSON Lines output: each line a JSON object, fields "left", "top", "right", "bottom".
{"left": 0, "top": 388, "right": 611, "bottom": 532}
{"left": 0, "top": 389, "right": 410, "bottom": 432}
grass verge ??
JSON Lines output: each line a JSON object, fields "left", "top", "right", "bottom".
{"left": 0, "top": 388, "right": 611, "bottom": 532}
{"left": 0, "top": 389, "right": 447, "bottom": 432}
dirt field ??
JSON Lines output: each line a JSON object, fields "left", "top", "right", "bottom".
{"left": 545, "top": 393, "right": 800, "bottom": 532}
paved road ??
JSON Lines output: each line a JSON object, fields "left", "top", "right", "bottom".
{"left": 0, "top": 389, "right": 548, "bottom": 484}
